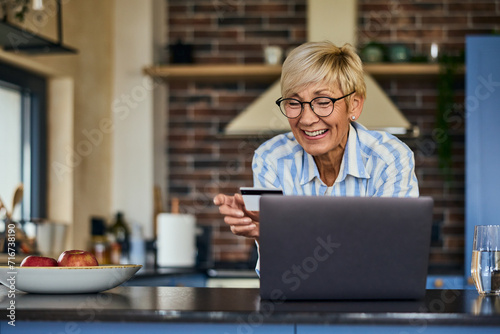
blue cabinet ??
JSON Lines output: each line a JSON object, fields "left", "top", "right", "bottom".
{"left": 297, "top": 325, "right": 500, "bottom": 334}
{"left": 1, "top": 322, "right": 294, "bottom": 334}
{"left": 465, "top": 36, "right": 500, "bottom": 284}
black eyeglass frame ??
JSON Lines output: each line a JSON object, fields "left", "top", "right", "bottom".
{"left": 275, "top": 91, "right": 356, "bottom": 119}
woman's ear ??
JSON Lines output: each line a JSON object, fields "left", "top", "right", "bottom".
{"left": 349, "top": 94, "right": 365, "bottom": 121}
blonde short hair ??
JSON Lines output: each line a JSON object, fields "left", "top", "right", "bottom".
{"left": 281, "top": 41, "right": 366, "bottom": 100}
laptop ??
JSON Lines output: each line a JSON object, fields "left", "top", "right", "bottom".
{"left": 259, "top": 196, "right": 434, "bottom": 300}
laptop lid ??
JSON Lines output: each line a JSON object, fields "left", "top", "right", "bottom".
{"left": 259, "top": 196, "right": 434, "bottom": 300}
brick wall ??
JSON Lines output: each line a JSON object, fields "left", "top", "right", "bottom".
{"left": 167, "top": 0, "right": 307, "bottom": 262}
{"left": 166, "top": 0, "right": 500, "bottom": 267}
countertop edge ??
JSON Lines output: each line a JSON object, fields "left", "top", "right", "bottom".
{"left": 3, "top": 309, "right": 500, "bottom": 326}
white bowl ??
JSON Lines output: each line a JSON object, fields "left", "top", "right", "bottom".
{"left": 0, "top": 265, "right": 142, "bottom": 294}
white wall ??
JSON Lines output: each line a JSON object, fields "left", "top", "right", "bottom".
{"left": 112, "top": 0, "right": 155, "bottom": 237}
{"left": 0, "top": 87, "right": 22, "bottom": 219}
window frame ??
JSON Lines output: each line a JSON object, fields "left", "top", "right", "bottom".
{"left": 0, "top": 62, "right": 47, "bottom": 220}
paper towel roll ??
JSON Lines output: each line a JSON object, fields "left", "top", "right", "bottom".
{"left": 156, "top": 213, "right": 196, "bottom": 267}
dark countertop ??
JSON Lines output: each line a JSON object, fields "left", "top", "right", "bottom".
{"left": 1, "top": 286, "right": 500, "bottom": 326}
{"left": 129, "top": 262, "right": 462, "bottom": 278}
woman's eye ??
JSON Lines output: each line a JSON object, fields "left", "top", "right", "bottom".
{"left": 315, "top": 101, "right": 331, "bottom": 108}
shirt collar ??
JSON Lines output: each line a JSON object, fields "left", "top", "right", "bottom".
{"left": 300, "top": 123, "right": 370, "bottom": 185}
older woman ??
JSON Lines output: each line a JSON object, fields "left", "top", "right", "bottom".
{"left": 213, "top": 41, "right": 418, "bottom": 270}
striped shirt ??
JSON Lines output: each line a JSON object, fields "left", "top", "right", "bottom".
{"left": 252, "top": 122, "right": 419, "bottom": 275}
{"left": 252, "top": 122, "right": 419, "bottom": 197}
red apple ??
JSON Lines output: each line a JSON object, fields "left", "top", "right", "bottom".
{"left": 20, "top": 255, "right": 58, "bottom": 267}
{"left": 57, "top": 250, "right": 99, "bottom": 267}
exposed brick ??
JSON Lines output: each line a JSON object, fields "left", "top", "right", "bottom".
{"left": 360, "top": 15, "right": 416, "bottom": 28}
{"left": 399, "top": 3, "right": 445, "bottom": 13}
{"left": 217, "top": 17, "right": 263, "bottom": 26}
{"left": 218, "top": 42, "right": 268, "bottom": 52}
{"left": 194, "top": 29, "right": 240, "bottom": 40}
{"left": 421, "top": 16, "right": 468, "bottom": 26}
{"left": 449, "top": 3, "right": 497, "bottom": 12}
{"left": 268, "top": 17, "right": 307, "bottom": 25}
{"left": 471, "top": 16, "right": 500, "bottom": 25}
{"left": 194, "top": 3, "right": 241, "bottom": 15}
{"left": 293, "top": 3, "right": 306, "bottom": 12}
{"left": 396, "top": 29, "right": 445, "bottom": 40}
{"left": 169, "top": 4, "right": 190, "bottom": 14}
{"left": 193, "top": 55, "right": 241, "bottom": 64}
{"left": 291, "top": 28, "right": 307, "bottom": 40}
{"left": 244, "top": 29, "right": 290, "bottom": 39}
{"left": 444, "top": 236, "right": 465, "bottom": 250}
{"left": 169, "top": 17, "right": 213, "bottom": 27}
{"left": 245, "top": 4, "right": 290, "bottom": 14}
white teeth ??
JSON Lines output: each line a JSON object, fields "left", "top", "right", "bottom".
{"left": 304, "top": 129, "right": 327, "bottom": 137}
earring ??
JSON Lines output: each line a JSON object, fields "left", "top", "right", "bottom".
{"left": 351, "top": 116, "right": 356, "bottom": 120}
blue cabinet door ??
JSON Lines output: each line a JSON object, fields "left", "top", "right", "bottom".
{"left": 465, "top": 36, "right": 500, "bottom": 282}
{"left": 297, "top": 325, "right": 500, "bottom": 334}
{"left": 0, "top": 321, "right": 294, "bottom": 334}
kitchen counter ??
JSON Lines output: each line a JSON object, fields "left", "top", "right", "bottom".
{"left": 1, "top": 286, "right": 500, "bottom": 333}
{"left": 121, "top": 266, "right": 259, "bottom": 288}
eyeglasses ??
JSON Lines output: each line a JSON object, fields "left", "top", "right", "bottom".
{"left": 275, "top": 91, "right": 356, "bottom": 119}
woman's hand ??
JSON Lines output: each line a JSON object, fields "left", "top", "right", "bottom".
{"left": 213, "top": 193, "right": 260, "bottom": 241}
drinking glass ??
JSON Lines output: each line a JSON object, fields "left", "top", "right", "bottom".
{"left": 472, "top": 225, "right": 500, "bottom": 294}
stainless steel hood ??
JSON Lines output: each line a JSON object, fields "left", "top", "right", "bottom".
{"left": 224, "top": 0, "right": 416, "bottom": 137}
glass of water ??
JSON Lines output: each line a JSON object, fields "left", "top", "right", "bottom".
{"left": 472, "top": 225, "right": 500, "bottom": 294}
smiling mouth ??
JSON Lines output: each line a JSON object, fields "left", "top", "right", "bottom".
{"left": 304, "top": 129, "right": 328, "bottom": 137}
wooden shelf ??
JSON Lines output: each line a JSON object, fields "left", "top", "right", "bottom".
{"left": 143, "top": 64, "right": 282, "bottom": 81}
{"left": 143, "top": 63, "right": 465, "bottom": 81}
{"left": 364, "top": 63, "right": 465, "bottom": 76}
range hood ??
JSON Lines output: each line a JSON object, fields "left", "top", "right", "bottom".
{"left": 224, "top": 0, "right": 417, "bottom": 137}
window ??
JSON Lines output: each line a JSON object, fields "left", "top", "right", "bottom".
{"left": 0, "top": 62, "right": 47, "bottom": 222}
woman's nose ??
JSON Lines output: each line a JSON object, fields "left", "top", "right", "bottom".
{"left": 299, "top": 103, "right": 320, "bottom": 125}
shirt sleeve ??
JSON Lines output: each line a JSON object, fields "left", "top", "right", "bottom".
{"left": 255, "top": 240, "right": 260, "bottom": 277}
{"left": 374, "top": 148, "right": 419, "bottom": 198}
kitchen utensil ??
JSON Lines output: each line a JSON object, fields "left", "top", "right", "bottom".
{"left": 153, "top": 186, "right": 164, "bottom": 238}
{"left": 0, "top": 195, "right": 6, "bottom": 218}
{"left": 5, "top": 184, "right": 33, "bottom": 253}
{"left": 9, "top": 183, "right": 24, "bottom": 219}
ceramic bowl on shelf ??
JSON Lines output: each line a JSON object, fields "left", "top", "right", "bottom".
{"left": 389, "top": 44, "right": 411, "bottom": 63}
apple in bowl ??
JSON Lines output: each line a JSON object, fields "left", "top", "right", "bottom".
{"left": 20, "top": 255, "right": 58, "bottom": 267}
{"left": 57, "top": 250, "right": 99, "bottom": 267}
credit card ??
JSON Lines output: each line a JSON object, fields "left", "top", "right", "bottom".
{"left": 240, "top": 187, "right": 283, "bottom": 211}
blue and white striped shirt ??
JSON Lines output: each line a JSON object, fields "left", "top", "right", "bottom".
{"left": 252, "top": 122, "right": 419, "bottom": 275}
{"left": 252, "top": 122, "right": 419, "bottom": 198}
